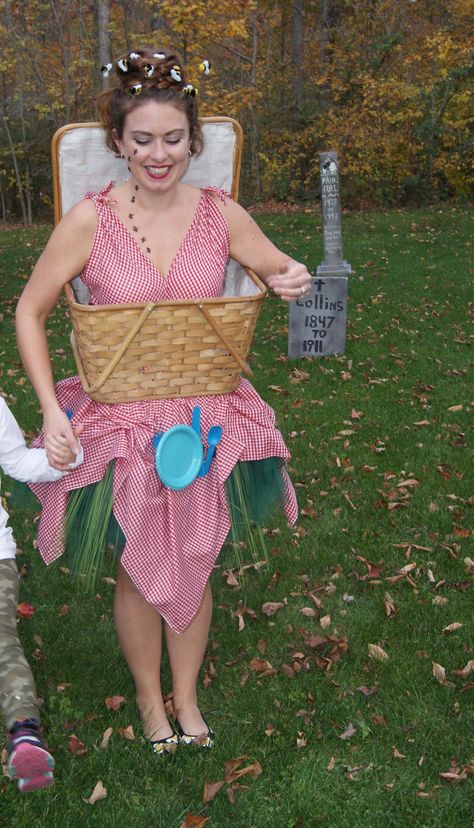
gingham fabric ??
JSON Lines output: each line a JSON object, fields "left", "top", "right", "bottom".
{"left": 30, "top": 184, "right": 298, "bottom": 633}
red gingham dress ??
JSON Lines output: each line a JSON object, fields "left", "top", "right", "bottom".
{"left": 31, "top": 184, "right": 298, "bottom": 632}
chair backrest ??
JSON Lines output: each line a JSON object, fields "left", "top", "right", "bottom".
{"left": 52, "top": 117, "right": 257, "bottom": 299}
{"left": 52, "top": 116, "right": 243, "bottom": 222}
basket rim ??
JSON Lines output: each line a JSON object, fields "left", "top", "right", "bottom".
{"left": 64, "top": 268, "right": 267, "bottom": 311}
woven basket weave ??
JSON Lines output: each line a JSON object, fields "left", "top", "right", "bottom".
{"left": 65, "top": 272, "right": 266, "bottom": 403}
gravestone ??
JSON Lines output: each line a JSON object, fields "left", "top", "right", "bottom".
{"left": 288, "top": 151, "right": 351, "bottom": 358}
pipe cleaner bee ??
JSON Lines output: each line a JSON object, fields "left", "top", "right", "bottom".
{"left": 101, "top": 63, "right": 113, "bottom": 77}
{"left": 170, "top": 65, "right": 182, "bottom": 82}
{"left": 117, "top": 58, "right": 129, "bottom": 74}
{"left": 144, "top": 64, "right": 155, "bottom": 78}
{"left": 130, "top": 83, "right": 143, "bottom": 95}
{"left": 129, "top": 52, "right": 141, "bottom": 60}
{"left": 199, "top": 60, "right": 211, "bottom": 75}
{"left": 183, "top": 84, "right": 197, "bottom": 97}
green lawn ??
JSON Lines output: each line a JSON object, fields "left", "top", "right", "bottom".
{"left": 0, "top": 206, "right": 472, "bottom": 828}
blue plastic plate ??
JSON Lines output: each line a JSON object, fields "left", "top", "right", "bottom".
{"left": 155, "top": 425, "right": 204, "bottom": 490}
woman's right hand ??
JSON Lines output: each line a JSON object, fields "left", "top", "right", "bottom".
{"left": 43, "top": 407, "right": 81, "bottom": 470}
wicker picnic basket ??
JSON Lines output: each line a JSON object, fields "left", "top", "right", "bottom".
{"left": 53, "top": 118, "right": 267, "bottom": 402}
{"left": 65, "top": 277, "right": 266, "bottom": 402}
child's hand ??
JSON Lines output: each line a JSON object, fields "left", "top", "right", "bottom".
{"left": 56, "top": 424, "right": 84, "bottom": 467}
{"left": 44, "top": 408, "right": 83, "bottom": 470}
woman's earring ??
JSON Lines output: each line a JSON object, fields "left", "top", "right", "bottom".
{"left": 188, "top": 149, "right": 192, "bottom": 157}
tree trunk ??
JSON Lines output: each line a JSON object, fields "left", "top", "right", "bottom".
{"left": 250, "top": 2, "right": 261, "bottom": 199}
{"left": 292, "top": 0, "right": 304, "bottom": 115}
{"left": 1, "top": 116, "right": 28, "bottom": 226}
{"left": 97, "top": 0, "right": 111, "bottom": 88}
{"left": 320, "top": 0, "right": 329, "bottom": 107}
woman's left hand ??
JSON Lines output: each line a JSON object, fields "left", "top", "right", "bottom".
{"left": 266, "top": 260, "right": 312, "bottom": 302}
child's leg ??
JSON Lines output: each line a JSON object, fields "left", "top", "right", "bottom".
{"left": 0, "top": 558, "right": 39, "bottom": 728}
{"left": 0, "top": 558, "right": 54, "bottom": 792}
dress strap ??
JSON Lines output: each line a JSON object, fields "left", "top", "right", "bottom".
{"left": 201, "top": 186, "right": 232, "bottom": 205}
{"left": 84, "top": 181, "right": 116, "bottom": 207}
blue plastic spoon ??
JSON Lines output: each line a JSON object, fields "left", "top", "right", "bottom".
{"left": 198, "top": 425, "right": 223, "bottom": 477}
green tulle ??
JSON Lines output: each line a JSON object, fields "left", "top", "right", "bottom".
{"left": 63, "top": 458, "right": 286, "bottom": 588}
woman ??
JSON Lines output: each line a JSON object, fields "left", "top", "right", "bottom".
{"left": 15, "top": 48, "right": 312, "bottom": 754}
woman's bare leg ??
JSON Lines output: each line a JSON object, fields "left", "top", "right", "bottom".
{"left": 165, "top": 582, "right": 213, "bottom": 735}
{"left": 114, "top": 562, "right": 173, "bottom": 740}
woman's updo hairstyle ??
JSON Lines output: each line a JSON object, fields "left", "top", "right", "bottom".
{"left": 97, "top": 48, "right": 204, "bottom": 157}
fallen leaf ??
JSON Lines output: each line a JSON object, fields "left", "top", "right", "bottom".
{"left": 442, "top": 622, "right": 463, "bottom": 634}
{"left": 249, "top": 657, "right": 274, "bottom": 673}
{"left": 320, "top": 615, "right": 331, "bottom": 629}
{"left": 300, "top": 607, "right": 317, "bottom": 617}
{"left": 226, "top": 569, "right": 239, "bottom": 587}
{"left": 180, "top": 816, "right": 209, "bottom": 828}
{"left": 82, "top": 780, "right": 107, "bottom": 805}
{"left": 368, "top": 644, "right": 389, "bottom": 661}
{"left": 327, "top": 755, "right": 336, "bottom": 771}
{"left": 104, "top": 695, "right": 126, "bottom": 711}
{"left": 339, "top": 722, "right": 357, "bottom": 740}
{"left": 392, "top": 746, "right": 405, "bottom": 759}
{"left": 16, "top": 602, "right": 35, "bottom": 619}
{"left": 454, "top": 660, "right": 474, "bottom": 678}
{"left": 296, "top": 732, "right": 307, "bottom": 749}
{"left": 202, "top": 780, "right": 225, "bottom": 803}
{"left": 354, "top": 555, "right": 383, "bottom": 579}
{"left": 226, "top": 784, "right": 249, "bottom": 804}
{"left": 384, "top": 591, "right": 398, "bottom": 618}
{"left": 439, "top": 771, "right": 467, "bottom": 784}
{"left": 432, "top": 662, "right": 446, "bottom": 684}
{"left": 67, "top": 734, "right": 88, "bottom": 756}
{"left": 99, "top": 727, "right": 113, "bottom": 749}
{"left": 358, "top": 685, "right": 378, "bottom": 697}
{"left": 397, "top": 562, "right": 417, "bottom": 575}
{"left": 432, "top": 596, "right": 449, "bottom": 606}
{"left": 117, "top": 725, "right": 135, "bottom": 740}
{"left": 225, "top": 758, "right": 263, "bottom": 783}
{"left": 261, "top": 601, "right": 285, "bottom": 616}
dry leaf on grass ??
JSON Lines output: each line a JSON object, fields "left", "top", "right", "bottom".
{"left": 202, "top": 780, "right": 225, "bottom": 803}
{"left": 67, "top": 735, "right": 88, "bottom": 756}
{"left": 224, "top": 756, "right": 262, "bottom": 784}
{"left": 358, "top": 685, "right": 378, "bottom": 697}
{"left": 432, "top": 662, "right": 446, "bottom": 683}
{"left": 261, "top": 601, "right": 285, "bottom": 616}
{"left": 99, "top": 727, "right": 113, "bottom": 749}
{"left": 226, "top": 784, "right": 250, "bottom": 804}
{"left": 454, "top": 660, "right": 474, "bottom": 677}
{"left": 249, "top": 657, "right": 274, "bottom": 673}
{"left": 179, "top": 816, "right": 209, "bottom": 828}
{"left": 117, "top": 725, "right": 135, "bottom": 740}
{"left": 16, "top": 602, "right": 35, "bottom": 619}
{"left": 104, "top": 695, "right": 126, "bottom": 711}
{"left": 392, "top": 746, "right": 405, "bottom": 759}
{"left": 82, "top": 780, "right": 107, "bottom": 804}
{"left": 384, "top": 592, "right": 398, "bottom": 618}
{"left": 442, "top": 622, "right": 463, "bottom": 634}
{"left": 368, "top": 644, "right": 389, "bottom": 661}
{"left": 338, "top": 722, "right": 357, "bottom": 740}
{"left": 320, "top": 614, "right": 331, "bottom": 629}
